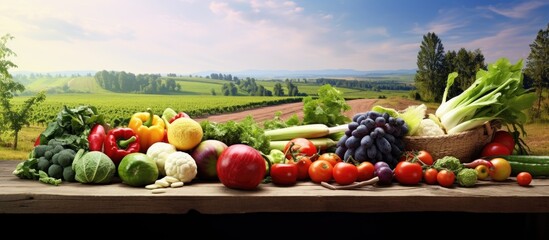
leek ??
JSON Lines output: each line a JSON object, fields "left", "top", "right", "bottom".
{"left": 435, "top": 58, "right": 536, "bottom": 134}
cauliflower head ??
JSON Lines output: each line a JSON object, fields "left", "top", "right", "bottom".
{"left": 164, "top": 151, "right": 197, "bottom": 183}
{"left": 146, "top": 142, "right": 177, "bottom": 176}
{"left": 415, "top": 118, "right": 445, "bottom": 136}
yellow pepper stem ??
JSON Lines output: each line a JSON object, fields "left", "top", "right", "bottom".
{"left": 144, "top": 108, "right": 154, "bottom": 127}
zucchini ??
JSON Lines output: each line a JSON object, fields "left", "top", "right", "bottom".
{"left": 498, "top": 155, "right": 549, "bottom": 177}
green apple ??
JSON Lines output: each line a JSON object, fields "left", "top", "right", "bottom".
{"left": 475, "top": 165, "right": 490, "bottom": 180}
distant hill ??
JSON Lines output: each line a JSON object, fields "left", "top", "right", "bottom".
{"left": 193, "top": 69, "right": 417, "bottom": 79}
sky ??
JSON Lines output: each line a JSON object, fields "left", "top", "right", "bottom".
{"left": 0, "top": 0, "right": 548, "bottom": 74}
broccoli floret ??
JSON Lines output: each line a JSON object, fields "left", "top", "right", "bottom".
{"left": 57, "top": 149, "right": 76, "bottom": 167}
{"left": 457, "top": 168, "right": 478, "bottom": 187}
{"left": 47, "top": 164, "right": 63, "bottom": 179}
{"left": 44, "top": 150, "right": 54, "bottom": 160}
{"left": 52, "top": 145, "right": 65, "bottom": 154}
{"left": 32, "top": 145, "right": 48, "bottom": 158}
{"left": 52, "top": 153, "right": 60, "bottom": 165}
{"left": 37, "top": 157, "right": 51, "bottom": 172}
{"left": 48, "top": 139, "right": 63, "bottom": 146}
{"left": 63, "top": 166, "right": 76, "bottom": 182}
{"left": 433, "top": 156, "right": 463, "bottom": 175}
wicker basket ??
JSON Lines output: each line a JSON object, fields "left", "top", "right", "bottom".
{"left": 402, "top": 121, "right": 497, "bottom": 163}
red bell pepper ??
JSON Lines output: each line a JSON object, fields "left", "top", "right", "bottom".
{"left": 104, "top": 127, "right": 140, "bottom": 166}
{"left": 34, "top": 135, "right": 41, "bottom": 146}
{"left": 169, "top": 112, "right": 190, "bottom": 123}
{"left": 88, "top": 124, "right": 107, "bottom": 151}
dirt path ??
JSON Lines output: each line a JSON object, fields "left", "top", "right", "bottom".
{"left": 194, "top": 98, "right": 380, "bottom": 123}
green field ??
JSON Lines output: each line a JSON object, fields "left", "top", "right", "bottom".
{"left": 13, "top": 93, "right": 302, "bottom": 127}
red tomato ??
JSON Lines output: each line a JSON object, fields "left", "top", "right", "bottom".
{"left": 492, "top": 131, "right": 515, "bottom": 152}
{"left": 423, "top": 168, "right": 438, "bottom": 185}
{"left": 437, "top": 170, "right": 455, "bottom": 188}
{"left": 294, "top": 156, "right": 312, "bottom": 181}
{"left": 284, "top": 138, "right": 318, "bottom": 159}
{"left": 481, "top": 142, "right": 511, "bottom": 157}
{"left": 308, "top": 160, "right": 333, "bottom": 183}
{"left": 516, "top": 172, "right": 532, "bottom": 186}
{"left": 317, "top": 153, "right": 342, "bottom": 167}
{"left": 270, "top": 163, "right": 298, "bottom": 186}
{"left": 394, "top": 161, "right": 423, "bottom": 185}
{"left": 332, "top": 162, "right": 358, "bottom": 185}
{"left": 356, "top": 161, "right": 375, "bottom": 181}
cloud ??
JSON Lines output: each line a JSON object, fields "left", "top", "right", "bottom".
{"left": 410, "top": 9, "right": 468, "bottom": 36}
{"left": 364, "top": 27, "right": 389, "bottom": 37}
{"left": 485, "top": 0, "right": 549, "bottom": 19}
{"left": 446, "top": 26, "right": 533, "bottom": 64}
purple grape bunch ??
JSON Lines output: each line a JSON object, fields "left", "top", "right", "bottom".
{"left": 335, "top": 111, "right": 408, "bottom": 169}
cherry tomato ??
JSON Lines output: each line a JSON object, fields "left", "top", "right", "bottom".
{"left": 481, "top": 142, "right": 511, "bottom": 157}
{"left": 270, "top": 163, "right": 298, "bottom": 186}
{"left": 437, "top": 169, "right": 455, "bottom": 188}
{"left": 317, "top": 152, "right": 342, "bottom": 167}
{"left": 284, "top": 138, "right": 317, "bottom": 159}
{"left": 423, "top": 168, "right": 438, "bottom": 185}
{"left": 394, "top": 161, "right": 423, "bottom": 185}
{"left": 416, "top": 150, "right": 434, "bottom": 166}
{"left": 294, "top": 156, "right": 312, "bottom": 181}
{"left": 356, "top": 161, "right": 375, "bottom": 181}
{"left": 332, "top": 162, "right": 358, "bottom": 185}
{"left": 492, "top": 130, "right": 515, "bottom": 152}
{"left": 308, "top": 160, "right": 333, "bottom": 183}
{"left": 399, "top": 150, "right": 433, "bottom": 166}
{"left": 516, "top": 172, "right": 532, "bottom": 186}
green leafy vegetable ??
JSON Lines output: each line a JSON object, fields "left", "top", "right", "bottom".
{"left": 200, "top": 116, "right": 270, "bottom": 154}
{"left": 302, "top": 84, "right": 351, "bottom": 127}
{"left": 435, "top": 58, "right": 536, "bottom": 135}
{"left": 39, "top": 105, "right": 105, "bottom": 150}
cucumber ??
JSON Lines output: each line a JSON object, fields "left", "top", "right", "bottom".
{"left": 508, "top": 161, "right": 549, "bottom": 177}
{"left": 501, "top": 155, "right": 549, "bottom": 164}
{"left": 492, "top": 155, "right": 549, "bottom": 177}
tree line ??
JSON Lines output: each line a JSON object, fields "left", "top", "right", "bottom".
{"left": 414, "top": 32, "right": 486, "bottom": 102}
{"left": 94, "top": 70, "right": 181, "bottom": 94}
{"left": 210, "top": 74, "right": 303, "bottom": 97}
{"left": 314, "top": 78, "right": 414, "bottom": 91}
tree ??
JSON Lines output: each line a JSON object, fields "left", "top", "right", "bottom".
{"left": 273, "top": 82, "right": 284, "bottom": 96}
{"left": 414, "top": 32, "right": 446, "bottom": 102}
{"left": 0, "top": 34, "right": 46, "bottom": 149}
{"left": 444, "top": 48, "right": 486, "bottom": 100}
{"left": 525, "top": 23, "right": 549, "bottom": 119}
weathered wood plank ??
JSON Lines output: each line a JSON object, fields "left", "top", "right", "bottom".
{"left": 1, "top": 161, "right": 548, "bottom": 214}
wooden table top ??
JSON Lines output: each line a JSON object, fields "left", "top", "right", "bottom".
{"left": 1, "top": 160, "right": 548, "bottom": 214}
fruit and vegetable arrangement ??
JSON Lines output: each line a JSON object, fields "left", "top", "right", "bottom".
{"left": 12, "top": 58, "right": 548, "bottom": 192}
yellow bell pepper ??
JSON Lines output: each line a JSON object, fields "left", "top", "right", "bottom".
{"left": 128, "top": 108, "right": 166, "bottom": 153}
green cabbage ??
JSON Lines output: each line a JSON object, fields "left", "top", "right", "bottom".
{"left": 72, "top": 150, "right": 115, "bottom": 184}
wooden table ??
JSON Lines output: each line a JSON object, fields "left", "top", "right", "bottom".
{"left": 1, "top": 160, "right": 548, "bottom": 214}
{"left": 2, "top": 160, "right": 548, "bottom": 238}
